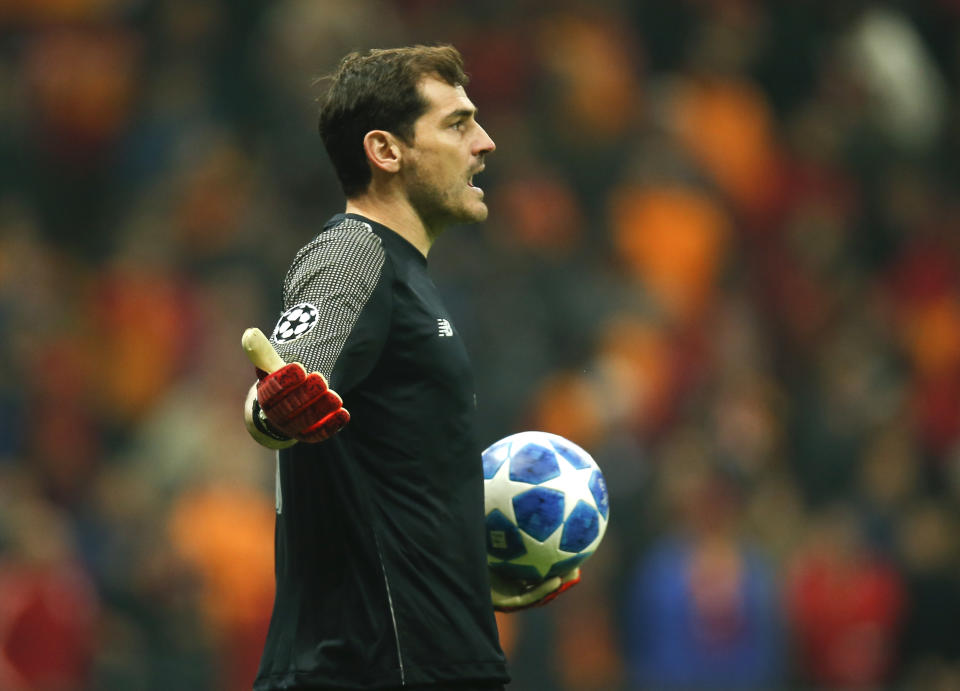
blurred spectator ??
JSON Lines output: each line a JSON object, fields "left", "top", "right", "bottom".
{"left": 609, "top": 184, "right": 730, "bottom": 325}
{"left": 785, "top": 505, "right": 905, "bottom": 687}
{"left": 624, "top": 441, "right": 783, "bottom": 688}
{"left": 167, "top": 484, "right": 275, "bottom": 691}
{"left": 534, "top": 11, "right": 642, "bottom": 143}
{"left": 857, "top": 421, "right": 923, "bottom": 552}
{"left": 896, "top": 500, "right": 960, "bottom": 687}
{"left": 552, "top": 549, "right": 624, "bottom": 691}
{"left": 0, "top": 474, "right": 100, "bottom": 690}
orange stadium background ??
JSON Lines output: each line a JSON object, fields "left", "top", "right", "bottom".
{"left": 1, "top": 0, "right": 959, "bottom": 689}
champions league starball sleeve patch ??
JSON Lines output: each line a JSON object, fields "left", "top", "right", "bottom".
{"left": 272, "top": 303, "right": 319, "bottom": 343}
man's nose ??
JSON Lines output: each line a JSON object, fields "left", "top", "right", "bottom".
{"left": 474, "top": 124, "right": 495, "bottom": 155}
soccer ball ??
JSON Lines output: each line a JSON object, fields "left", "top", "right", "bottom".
{"left": 482, "top": 431, "right": 609, "bottom": 584}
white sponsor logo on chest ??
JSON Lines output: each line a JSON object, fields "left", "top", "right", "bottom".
{"left": 437, "top": 318, "right": 454, "bottom": 337}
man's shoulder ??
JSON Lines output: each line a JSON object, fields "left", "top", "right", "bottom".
{"left": 280, "top": 215, "right": 391, "bottom": 306}
{"left": 322, "top": 213, "right": 377, "bottom": 239}
{"left": 288, "top": 215, "right": 386, "bottom": 272}
{"left": 307, "top": 214, "right": 383, "bottom": 253}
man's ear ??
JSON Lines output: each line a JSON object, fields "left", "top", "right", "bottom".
{"left": 363, "top": 130, "right": 402, "bottom": 174}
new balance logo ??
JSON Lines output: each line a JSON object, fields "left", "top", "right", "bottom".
{"left": 437, "top": 318, "right": 454, "bottom": 337}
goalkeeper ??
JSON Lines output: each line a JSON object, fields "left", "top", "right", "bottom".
{"left": 242, "top": 45, "right": 577, "bottom": 691}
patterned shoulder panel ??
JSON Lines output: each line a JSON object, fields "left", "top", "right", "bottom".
{"left": 282, "top": 217, "right": 384, "bottom": 304}
{"left": 272, "top": 217, "right": 387, "bottom": 378}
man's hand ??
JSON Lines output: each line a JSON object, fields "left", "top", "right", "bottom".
{"left": 490, "top": 567, "right": 581, "bottom": 612}
{"left": 242, "top": 328, "right": 350, "bottom": 445}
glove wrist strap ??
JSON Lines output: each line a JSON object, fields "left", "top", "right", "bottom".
{"left": 253, "top": 399, "right": 292, "bottom": 442}
{"left": 243, "top": 383, "right": 297, "bottom": 450}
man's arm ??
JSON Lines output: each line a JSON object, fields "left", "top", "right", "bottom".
{"left": 242, "top": 219, "right": 391, "bottom": 449}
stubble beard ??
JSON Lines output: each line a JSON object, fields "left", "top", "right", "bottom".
{"left": 406, "top": 167, "right": 487, "bottom": 239}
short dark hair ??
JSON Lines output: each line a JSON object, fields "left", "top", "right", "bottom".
{"left": 317, "top": 45, "right": 469, "bottom": 198}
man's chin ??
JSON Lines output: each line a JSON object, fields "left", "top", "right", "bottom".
{"left": 426, "top": 199, "right": 488, "bottom": 233}
{"left": 460, "top": 201, "right": 488, "bottom": 224}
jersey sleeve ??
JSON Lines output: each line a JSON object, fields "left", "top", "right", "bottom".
{"left": 269, "top": 219, "right": 392, "bottom": 395}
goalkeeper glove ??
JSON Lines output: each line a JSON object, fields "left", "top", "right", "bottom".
{"left": 242, "top": 328, "right": 350, "bottom": 446}
{"left": 490, "top": 567, "right": 581, "bottom": 612}
{"left": 255, "top": 363, "right": 350, "bottom": 443}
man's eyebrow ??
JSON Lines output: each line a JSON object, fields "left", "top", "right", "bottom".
{"left": 443, "top": 107, "right": 477, "bottom": 122}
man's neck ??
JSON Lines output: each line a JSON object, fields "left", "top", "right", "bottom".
{"left": 345, "top": 194, "right": 434, "bottom": 258}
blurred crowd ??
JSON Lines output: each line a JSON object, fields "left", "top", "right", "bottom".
{"left": 1, "top": 0, "right": 959, "bottom": 689}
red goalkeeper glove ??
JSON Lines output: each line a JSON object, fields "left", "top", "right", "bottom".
{"left": 242, "top": 328, "right": 350, "bottom": 444}
{"left": 490, "top": 567, "right": 581, "bottom": 612}
{"left": 255, "top": 363, "right": 350, "bottom": 442}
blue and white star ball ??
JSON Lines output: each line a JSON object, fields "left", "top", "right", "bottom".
{"left": 482, "top": 431, "right": 609, "bottom": 584}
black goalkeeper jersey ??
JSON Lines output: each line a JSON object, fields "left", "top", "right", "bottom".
{"left": 254, "top": 214, "right": 508, "bottom": 690}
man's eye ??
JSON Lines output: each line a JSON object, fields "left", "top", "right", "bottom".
{"left": 451, "top": 121, "right": 464, "bottom": 131}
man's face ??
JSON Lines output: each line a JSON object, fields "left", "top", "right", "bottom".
{"left": 399, "top": 77, "right": 496, "bottom": 232}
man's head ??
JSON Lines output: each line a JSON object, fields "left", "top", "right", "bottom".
{"left": 318, "top": 45, "right": 495, "bottom": 230}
